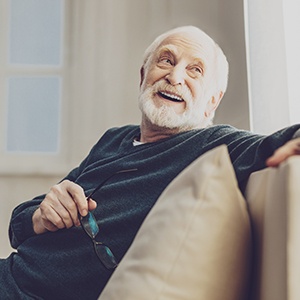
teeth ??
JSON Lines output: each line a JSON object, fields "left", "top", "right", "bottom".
{"left": 160, "top": 91, "right": 183, "bottom": 102}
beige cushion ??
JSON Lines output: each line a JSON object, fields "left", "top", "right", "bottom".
{"left": 99, "top": 145, "right": 251, "bottom": 300}
{"left": 246, "top": 156, "right": 300, "bottom": 300}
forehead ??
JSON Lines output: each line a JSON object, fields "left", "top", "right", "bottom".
{"left": 156, "top": 32, "right": 215, "bottom": 65}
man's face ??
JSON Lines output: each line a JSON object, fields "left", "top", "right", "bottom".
{"left": 139, "top": 32, "right": 218, "bottom": 130}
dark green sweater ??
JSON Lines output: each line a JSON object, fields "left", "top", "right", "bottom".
{"left": 2, "top": 124, "right": 300, "bottom": 299}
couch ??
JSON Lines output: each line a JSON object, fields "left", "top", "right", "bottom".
{"left": 246, "top": 155, "right": 300, "bottom": 300}
{"left": 98, "top": 145, "right": 300, "bottom": 300}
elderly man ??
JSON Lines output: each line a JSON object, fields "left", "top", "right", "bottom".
{"left": 1, "top": 26, "right": 300, "bottom": 299}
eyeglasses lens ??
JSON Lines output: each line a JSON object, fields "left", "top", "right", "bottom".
{"left": 81, "top": 212, "right": 118, "bottom": 269}
{"left": 81, "top": 212, "right": 99, "bottom": 238}
{"left": 94, "top": 242, "right": 118, "bottom": 269}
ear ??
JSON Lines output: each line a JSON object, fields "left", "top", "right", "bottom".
{"left": 140, "top": 66, "right": 145, "bottom": 87}
{"left": 205, "top": 91, "right": 224, "bottom": 117}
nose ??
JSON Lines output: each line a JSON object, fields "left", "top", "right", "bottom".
{"left": 165, "top": 65, "right": 185, "bottom": 86}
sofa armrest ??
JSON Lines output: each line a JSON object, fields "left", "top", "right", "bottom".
{"left": 245, "top": 156, "right": 300, "bottom": 300}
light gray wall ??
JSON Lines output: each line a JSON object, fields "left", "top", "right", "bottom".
{"left": 0, "top": 0, "right": 249, "bottom": 257}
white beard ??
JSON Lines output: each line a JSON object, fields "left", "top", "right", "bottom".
{"left": 138, "top": 80, "right": 212, "bottom": 131}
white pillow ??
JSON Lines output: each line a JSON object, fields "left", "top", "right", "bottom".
{"left": 99, "top": 145, "right": 252, "bottom": 300}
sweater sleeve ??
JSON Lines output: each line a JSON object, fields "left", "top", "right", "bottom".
{"left": 207, "top": 124, "right": 300, "bottom": 193}
{"left": 293, "top": 128, "right": 300, "bottom": 138}
{"left": 8, "top": 144, "right": 98, "bottom": 249}
{"left": 9, "top": 196, "right": 44, "bottom": 249}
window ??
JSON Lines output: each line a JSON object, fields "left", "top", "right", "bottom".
{"left": 0, "top": 0, "right": 70, "bottom": 174}
{"left": 7, "top": 76, "right": 61, "bottom": 152}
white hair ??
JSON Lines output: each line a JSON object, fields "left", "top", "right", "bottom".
{"left": 142, "top": 26, "right": 229, "bottom": 96}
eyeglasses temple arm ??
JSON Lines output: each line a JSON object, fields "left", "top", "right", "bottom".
{"left": 86, "top": 168, "right": 138, "bottom": 200}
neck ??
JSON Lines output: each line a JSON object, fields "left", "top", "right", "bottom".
{"left": 139, "top": 117, "right": 183, "bottom": 143}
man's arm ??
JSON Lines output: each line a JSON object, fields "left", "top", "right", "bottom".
{"left": 9, "top": 152, "right": 92, "bottom": 248}
{"left": 9, "top": 127, "right": 128, "bottom": 248}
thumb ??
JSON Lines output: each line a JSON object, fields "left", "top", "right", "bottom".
{"left": 88, "top": 198, "right": 97, "bottom": 211}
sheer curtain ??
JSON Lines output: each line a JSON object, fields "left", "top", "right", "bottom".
{"left": 283, "top": 0, "right": 300, "bottom": 126}
{"left": 244, "top": 0, "right": 300, "bottom": 134}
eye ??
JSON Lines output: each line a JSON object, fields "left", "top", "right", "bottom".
{"left": 186, "top": 65, "right": 204, "bottom": 79}
{"left": 159, "top": 57, "right": 173, "bottom": 65}
{"left": 162, "top": 58, "right": 172, "bottom": 64}
{"left": 192, "top": 66, "right": 203, "bottom": 74}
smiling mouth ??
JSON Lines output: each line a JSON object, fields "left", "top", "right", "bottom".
{"left": 158, "top": 91, "right": 184, "bottom": 103}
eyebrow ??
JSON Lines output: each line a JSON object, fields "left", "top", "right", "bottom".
{"left": 156, "top": 45, "right": 177, "bottom": 58}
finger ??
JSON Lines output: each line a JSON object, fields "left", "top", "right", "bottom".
{"left": 42, "top": 219, "right": 60, "bottom": 232}
{"left": 47, "top": 182, "right": 79, "bottom": 228}
{"left": 266, "top": 140, "right": 300, "bottom": 167}
{"left": 32, "top": 207, "right": 56, "bottom": 234}
{"left": 88, "top": 198, "right": 97, "bottom": 211}
{"left": 265, "top": 145, "right": 290, "bottom": 167}
{"left": 293, "top": 140, "right": 300, "bottom": 154}
{"left": 266, "top": 150, "right": 288, "bottom": 167}
{"left": 39, "top": 199, "right": 69, "bottom": 230}
{"left": 65, "top": 181, "right": 89, "bottom": 217}
{"left": 51, "top": 201, "right": 77, "bottom": 228}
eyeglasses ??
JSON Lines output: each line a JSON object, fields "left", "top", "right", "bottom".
{"left": 80, "top": 169, "right": 137, "bottom": 270}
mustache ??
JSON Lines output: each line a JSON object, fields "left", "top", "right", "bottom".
{"left": 150, "top": 80, "right": 193, "bottom": 103}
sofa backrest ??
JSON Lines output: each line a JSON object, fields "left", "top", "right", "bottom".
{"left": 245, "top": 156, "right": 300, "bottom": 300}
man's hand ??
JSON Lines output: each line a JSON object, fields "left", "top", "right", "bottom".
{"left": 32, "top": 180, "right": 97, "bottom": 235}
{"left": 266, "top": 138, "right": 300, "bottom": 167}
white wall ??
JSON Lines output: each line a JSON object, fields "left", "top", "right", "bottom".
{"left": 0, "top": 0, "right": 248, "bottom": 257}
